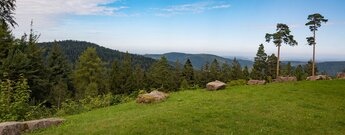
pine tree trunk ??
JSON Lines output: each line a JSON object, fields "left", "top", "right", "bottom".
{"left": 276, "top": 45, "right": 280, "bottom": 77}
{"left": 312, "top": 30, "right": 316, "bottom": 76}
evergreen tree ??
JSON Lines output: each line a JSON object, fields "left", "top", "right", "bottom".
{"left": 0, "top": 0, "right": 17, "bottom": 27}
{"left": 147, "top": 56, "right": 177, "bottom": 91}
{"left": 72, "top": 47, "right": 106, "bottom": 99}
{"left": 230, "top": 58, "right": 243, "bottom": 80}
{"left": 305, "top": 13, "right": 328, "bottom": 76}
{"left": 251, "top": 44, "right": 267, "bottom": 80}
{"left": 265, "top": 24, "right": 298, "bottom": 77}
{"left": 182, "top": 59, "right": 194, "bottom": 85}
{"left": 304, "top": 60, "right": 318, "bottom": 76}
{"left": 294, "top": 65, "right": 307, "bottom": 81}
{"left": 197, "top": 62, "right": 211, "bottom": 87}
{"left": 283, "top": 62, "right": 292, "bottom": 76}
{"left": 21, "top": 23, "right": 49, "bottom": 103}
{"left": 243, "top": 66, "right": 250, "bottom": 80}
{"left": 210, "top": 59, "right": 221, "bottom": 81}
{"left": 266, "top": 54, "right": 278, "bottom": 79}
{"left": 109, "top": 60, "right": 121, "bottom": 94}
{"left": 46, "top": 42, "right": 71, "bottom": 107}
{"left": 173, "top": 59, "right": 182, "bottom": 89}
{"left": 0, "top": 23, "right": 14, "bottom": 66}
{"left": 119, "top": 52, "right": 135, "bottom": 94}
{"left": 220, "top": 62, "right": 231, "bottom": 82}
{"left": 133, "top": 64, "right": 145, "bottom": 91}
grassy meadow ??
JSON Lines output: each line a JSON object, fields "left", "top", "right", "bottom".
{"left": 29, "top": 80, "right": 345, "bottom": 135}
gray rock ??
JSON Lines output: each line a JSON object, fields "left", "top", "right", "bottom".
{"left": 247, "top": 80, "right": 266, "bottom": 85}
{"left": 206, "top": 80, "right": 226, "bottom": 90}
{"left": 24, "top": 118, "right": 65, "bottom": 131}
{"left": 0, "top": 122, "right": 27, "bottom": 135}
{"left": 306, "top": 75, "right": 332, "bottom": 81}
{"left": 136, "top": 90, "right": 169, "bottom": 103}
{"left": 0, "top": 118, "right": 64, "bottom": 135}
{"left": 274, "top": 76, "right": 297, "bottom": 83}
{"left": 336, "top": 72, "right": 345, "bottom": 79}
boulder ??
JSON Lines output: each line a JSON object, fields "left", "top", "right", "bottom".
{"left": 136, "top": 90, "right": 169, "bottom": 103}
{"left": 0, "top": 118, "right": 64, "bottom": 135}
{"left": 336, "top": 72, "right": 345, "bottom": 79}
{"left": 306, "top": 75, "right": 332, "bottom": 81}
{"left": 23, "top": 118, "right": 65, "bottom": 131}
{"left": 0, "top": 122, "right": 27, "bottom": 135}
{"left": 274, "top": 76, "right": 297, "bottom": 83}
{"left": 206, "top": 80, "right": 226, "bottom": 90}
{"left": 247, "top": 80, "right": 266, "bottom": 85}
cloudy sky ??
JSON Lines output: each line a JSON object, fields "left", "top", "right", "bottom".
{"left": 13, "top": 0, "right": 345, "bottom": 61}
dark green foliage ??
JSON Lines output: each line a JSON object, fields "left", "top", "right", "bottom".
{"left": 230, "top": 58, "right": 243, "bottom": 80}
{"left": 243, "top": 66, "right": 250, "bottom": 80}
{"left": 0, "top": 0, "right": 17, "bottom": 27}
{"left": 227, "top": 79, "right": 247, "bottom": 86}
{"left": 294, "top": 65, "right": 307, "bottom": 81}
{"left": 304, "top": 60, "right": 319, "bottom": 76}
{"left": 305, "top": 13, "right": 328, "bottom": 32}
{"left": 182, "top": 59, "right": 195, "bottom": 85}
{"left": 72, "top": 47, "right": 107, "bottom": 99}
{"left": 117, "top": 53, "right": 135, "bottom": 94}
{"left": 251, "top": 44, "right": 268, "bottom": 80}
{"left": 109, "top": 60, "right": 121, "bottom": 94}
{"left": 46, "top": 43, "right": 72, "bottom": 108}
{"left": 210, "top": 59, "right": 221, "bottom": 81}
{"left": 147, "top": 56, "right": 177, "bottom": 91}
{"left": 0, "top": 74, "right": 31, "bottom": 121}
{"left": 220, "top": 62, "right": 231, "bottom": 82}
{"left": 282, "top": 62, "right": 292, "bottom": 76}
{"left": 132, "top": 64, "right": 146, "bottom": 91}
{"left": 145, "top": 52, "right": 253, "bottom": 70}
{"left": 0, "top": 24, "right": 14, "bottom": 66}
{"left": 266, "top": 54, "right": 278, "bottom": 79}
{"left": 39, "top": 40, "right": 156, "bottom": 70}
{"left": 265, "top": 23, "right": 298, "bottom": 77}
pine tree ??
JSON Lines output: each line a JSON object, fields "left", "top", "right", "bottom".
{"left": 72, "top": 47, "right": 106, "bottom": 99}
{"left": 173, "top": 59, "right": 182, "bottom": 89}
{"left": 304, "top": 60, "right": 318, "bottom": 76}
{"left": 294, "top": 65, "right": 307, "bottom": 81}
{"left": 266, "top": 54, "right": 278, "bottom": 79}
{"left": 210, "top": 59, "right": 221, "bottom": 81}
{"left": 109, "top": 60, "right": 121, "bottom": 94}
{"left": 230, "top": 58, "right": 243, "bottom": 80}
{"left": 133, "top": 64, "right": 145, "bottom": 91}
{"left": 147, "top": 56, "right": 176, "bottom": 91}
{"left": 0, "top": 0, "right": 17, "bottom": 27}
{"left": 220, "top": 62, "right": 231, "bottom": 82}
{"left": 0, "top": 23, "right": 14, "bottom": 67}
{"left": 251, "top": 44, "right": 267, "bottom": 80}
{"left": 46, "top": 42, "right": 71, "bottom": 107}
{"left": 119, "top": 52, "right": 135, "bottom": 94}
{"left": 243, "top": 66, "right": 250, "bottom": 80}
{"left": 182, "top": 59, "right": 194, "bottom": 85}
{"left": 22, "top": 23, "right": 49, "bottom": 103}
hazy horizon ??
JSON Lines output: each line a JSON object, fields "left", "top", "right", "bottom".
{"left": 13, "top": 0, "right": 345, "bottom": 61}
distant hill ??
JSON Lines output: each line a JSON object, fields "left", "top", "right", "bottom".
{"left": 38, "top": 40, "right": 156, "bottom": 69}
{"left": 317, "top": 61, "right": 345, "bottom": 76}
{"left": 144, "top": 52, "right": 253, "bottom": 69}
{"left": 281, "top": 61, "right": 345, "bottom": 76}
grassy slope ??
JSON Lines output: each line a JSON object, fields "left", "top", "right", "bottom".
{"left": 30, "top": 80, "right": 345, "bottom": 135}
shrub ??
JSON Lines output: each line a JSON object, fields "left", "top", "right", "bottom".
{"left": 227, "top": 79, "right": 247, "bottom": 86}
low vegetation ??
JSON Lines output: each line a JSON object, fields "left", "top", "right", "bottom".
{"left": 30, "top": 80, "right": 345, "bottom": 135}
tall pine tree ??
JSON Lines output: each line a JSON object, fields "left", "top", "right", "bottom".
{"left": 251, "top": 44, "right": 267, "bottom": 80}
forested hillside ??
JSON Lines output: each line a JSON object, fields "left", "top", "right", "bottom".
{"left": 144, "top": 52, "right": 253, "bottom": 69}
{"left": 38, "top": 40, "right": 156, "bottom": 69}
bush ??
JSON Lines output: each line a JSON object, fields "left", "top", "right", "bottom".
{"left": 227, "top": 79, "right": 247, "bottom": 86}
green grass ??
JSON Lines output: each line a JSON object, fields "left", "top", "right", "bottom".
{"left": 30, "top": 80, "right": 345, "bottom": 135}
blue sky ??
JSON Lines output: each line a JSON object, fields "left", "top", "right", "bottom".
{"left": 13, "top": 0, "right": 345, "bottom": 61}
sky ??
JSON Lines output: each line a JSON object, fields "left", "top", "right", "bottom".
{"left": 13, "top": 0, "right": 345, "bottom": 61}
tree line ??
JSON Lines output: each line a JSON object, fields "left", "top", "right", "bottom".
{"left": 0, "top": 0, "right": 328, "bottom": 121}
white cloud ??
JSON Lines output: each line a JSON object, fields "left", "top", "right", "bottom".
{"left": 155, "top": 1, "right": 230, "bottom": 17}
{"left": 13, "top": 0, "right": 126, "bottom": 33}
